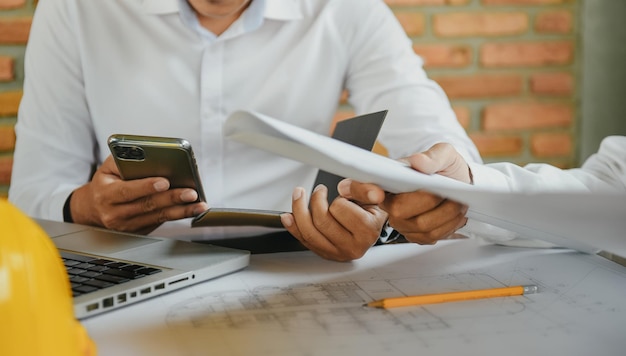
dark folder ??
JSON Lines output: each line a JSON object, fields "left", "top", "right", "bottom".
{"left": 314, "top": 110, "right": 388, "bottom": 203}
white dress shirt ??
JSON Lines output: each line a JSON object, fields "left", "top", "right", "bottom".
{"left": 9, "top": 0, "right": 480, "bottom": 235}
{"left": 462, "top": 135, "right": 626, "bottom": 246}
{"left": 469, "top": 136, "right": 626, "bottom": 193}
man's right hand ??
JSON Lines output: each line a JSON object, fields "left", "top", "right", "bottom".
{"left": 337, "top": 143, "right": 472, "bottom": 245}
{"left": 68, "top": 155, "right": 208, "bottom": 234}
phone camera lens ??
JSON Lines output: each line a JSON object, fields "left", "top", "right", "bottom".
{"left": 129, "top": 147, "right": 144, "bottom": 159}
{"left": 113, "top": 145, "right": 144, "bottom": 160}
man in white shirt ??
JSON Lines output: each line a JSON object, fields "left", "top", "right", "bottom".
{"left": 9, "top": 0, "right": 480, "bottom": 261}
{"left": 337, "top": 136, "right": 626, "bottom": 245}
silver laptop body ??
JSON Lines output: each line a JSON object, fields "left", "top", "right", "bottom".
{"left": 36, "top": 219, "right": 250, "bottom": 319}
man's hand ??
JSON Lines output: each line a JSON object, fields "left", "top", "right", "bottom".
{"left": 337, "top": 143, "right": 472, "bottom": 245}
{"left": 280, "top": 184, "right": 388, "bottom": 262}
{"left": 69, "top": 155, "right": 208, "bottom": 234}
{"left": 403, "top": 142, "right": 472, "bottom": 184}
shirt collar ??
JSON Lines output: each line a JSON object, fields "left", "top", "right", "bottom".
{"left": 141, "top": 0, "right": 303, "bottom": 21}
{"left": 175, "top": 0, "right": 268, "bottom": 40}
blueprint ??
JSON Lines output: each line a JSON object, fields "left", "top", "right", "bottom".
{"left": 83, "top": 240, "right": 626, "bottom": 356}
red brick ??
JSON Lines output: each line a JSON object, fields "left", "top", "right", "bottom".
{"left": 386, "top": 0, "right": 470, "bottom": 5}
{"left": 372, "top": 141, "right": 389, "bottom": 157}
{"left": 530, "top": 72, "right": 573, "bottom": 95}
{"left": 535, "top": 10, "right": 573, "bottom": 34}
{"left": 0, "top": 56, "right": 14, "bottom": 81}
{"left": 482, "top": 0, "right": 572, "bottom": 4}
{"left": 0, "top": 91, "right": 22, "bottom": 117}
{"left": 469, "top": 133, "right": 523, "bottom": 157}
{"left": 0, "top": 155, "right": 12, "bottom": 185}
{"left": 394, "top": 12, "right": 425, "bottom": 36}
{"left": 453, "top": 106, "right": 471, "bottom": 129}
{"left": 0, "top": 0, "right": 26, "bottom": 10}
{"left": 339, "top": 90, "right": 349, "bottom": 104}
{"left": 332, "top": 110, "right": 356, "bottom": 122}
{"left": 433, "top": 74, "right": 523, "bottom": 99}
{"left": 483, "top": 102, "right": 573, "bottom": 131}
{"left": 0, "top": 126, "right": 16, "bottom": 151}
{"left": 434, "top": 12, "right": 528, "bottom": 37}
{"left": 0, "top": 17, "right": 32, "bottom": 44}
{"left": 413, "top": 44, "right": 472, "bottom": 68}
{"left": 531, "top": 132, "right": 572, "bottom": 157}
{"left": 481, "top": 41, "right": 574, "bottom": 67}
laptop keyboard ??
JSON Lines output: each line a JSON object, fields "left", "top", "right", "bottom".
{"left": 61, "top": 251, "right": 162, "bottom": 297}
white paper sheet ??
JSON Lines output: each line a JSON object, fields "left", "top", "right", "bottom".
{"left": 82, "top": 240, "right": 626, "bottom": 356}
{"left": 224, "top": 110, "right": 626, "bottom": 257}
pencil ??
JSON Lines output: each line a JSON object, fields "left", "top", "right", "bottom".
{"left": 364, "top": 285, "right": 538, "bottom": 309}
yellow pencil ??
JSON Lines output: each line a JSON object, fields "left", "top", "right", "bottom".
{"left": 364, "top": 285, "right": 538, "bottom": 309}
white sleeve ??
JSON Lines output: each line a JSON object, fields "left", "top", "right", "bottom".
{"left": 461, "top": 136, "right": 626, "bottom": 245}
{"left": 469, "top": 136, "right": 626, "bottom": 193}
{"left": 578, "top": 135, "right": 626, "bottom": 191}
{"left": 8, "top": 0, "right": 95, "bottom": 220}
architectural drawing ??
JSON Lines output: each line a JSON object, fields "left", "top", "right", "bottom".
{"left": 160, "top": 245, "right": 626, "bottom": 355}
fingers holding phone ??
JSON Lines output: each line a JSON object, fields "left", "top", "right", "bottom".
{"left": 107, "top": 134, "right": 206, "bottom": 202}
{"left": 67, "top": 135, "right": 209, "bottom": 234}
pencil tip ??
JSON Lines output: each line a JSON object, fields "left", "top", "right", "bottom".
{"left": 364, "top": 301, "right": 384, "bottom": 308}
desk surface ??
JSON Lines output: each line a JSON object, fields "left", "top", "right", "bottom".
{"left": 82, "top": 239, "right": 626, "bottom": 356}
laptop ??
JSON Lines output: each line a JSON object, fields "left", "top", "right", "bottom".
{"left": 35, "top": 219, "right": 250, "bottom": 319}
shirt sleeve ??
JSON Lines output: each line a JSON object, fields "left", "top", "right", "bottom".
{"left": 462, "top": 135, "right": 626, "bottom": 245}
{"left": 8, "top": 0, "right": 96, "bottom": 220}
{"left": 469, "top": 136, "right": 626, "bottom": 193}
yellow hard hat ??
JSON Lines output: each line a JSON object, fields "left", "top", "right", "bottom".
{"left": 0, "top": 199, "right": 97, "bottom": 356}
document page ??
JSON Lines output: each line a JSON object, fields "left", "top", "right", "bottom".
{"left": 224, "top": 110, "right": 626, "bottom": 257}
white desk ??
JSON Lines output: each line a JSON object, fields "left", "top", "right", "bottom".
{"left": 82, "top": 239, "right": 626, "bottom": 356}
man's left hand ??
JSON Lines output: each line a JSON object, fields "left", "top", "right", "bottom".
{"left": 280, "top": 184, "right": 387, "bottom": 262}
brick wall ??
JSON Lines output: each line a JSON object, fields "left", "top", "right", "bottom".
{"left": 379, "top": 0, "right": 580, "bottom": 166}
{"left": 0, "top": 0, "right": 31, "bottom": 198}
{"left": 0, "top": 0, "right": 580, "bottom": 198}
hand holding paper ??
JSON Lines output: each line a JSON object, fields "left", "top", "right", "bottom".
{"left": 224, "top": 110, "right": 626, "bottom": 258}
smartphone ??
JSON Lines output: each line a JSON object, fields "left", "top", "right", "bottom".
{"left": 107, "top": 134, "right": 206, "bottom": 202}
